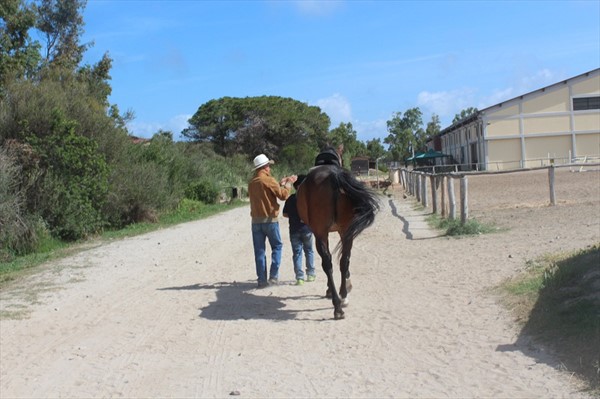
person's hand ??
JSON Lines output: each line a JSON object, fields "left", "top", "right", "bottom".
{"left": 280, "top": 175, "right": 297, "bottom": 186}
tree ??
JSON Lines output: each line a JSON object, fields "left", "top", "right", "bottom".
{"left": 384, "top": 107, "right": 425, "bottom": 161}
{"left": 425, "top": 113, "right": 441, "bottom": 141}
{"left": 327, "top": 122, "right": 367, "bottom": 165}
{"left": 452, "top": 107, "right": 478, "bottom": 124}
{"left": 365, "top": 138, "right": 386, "bottom": 161}
{"left": 0, "top": 0, "right": 41, "bottom": 88}
{"left": 184, "top": 96, "right": 331, "bottom": 163}
{"left": 36, "top": 0, "right": 89, "bottom": 70}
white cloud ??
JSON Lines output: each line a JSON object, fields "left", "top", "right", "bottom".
{"left": 417, "top": 88, "right": 476, "bottom": 122}
{"left": 127, "top": 113, "right": 192, "bottom": 140}
{"left": 354, "top": 119, "right": 388, "bottom": 142}
{"left": 316, "top": 94, "right": 352, "bottom": 127}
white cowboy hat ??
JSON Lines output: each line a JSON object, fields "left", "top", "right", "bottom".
{"left": 253, "top": 154, "right": 274, "bottom": 169}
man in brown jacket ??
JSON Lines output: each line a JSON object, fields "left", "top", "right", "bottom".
{"left": 248, "top": 154, "right": 296, "bottom": 288}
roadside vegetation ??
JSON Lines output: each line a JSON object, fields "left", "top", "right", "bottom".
{"left": 499, "top": 245, "right": 600, "bottom": 392}
{"left": 426, "top": 212, "right": 498, "bottom": 236}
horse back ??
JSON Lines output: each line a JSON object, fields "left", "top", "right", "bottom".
{"left": 297, "top": 166, "right": 338, "bottom": 238}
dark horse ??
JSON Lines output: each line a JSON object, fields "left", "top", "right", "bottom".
{"left": 296, "top": 147, "right": 379, "bottom": 319}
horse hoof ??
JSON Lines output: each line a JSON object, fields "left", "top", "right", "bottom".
{"left": 334, "top": 311, "right": 345, "bottom": 320}
{"left": 341, "top": 297, "right": 350, "bottom": 307}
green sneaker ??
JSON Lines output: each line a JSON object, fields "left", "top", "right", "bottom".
{"left": 306, "top": 275, "right": 316, "bottom": 282}
{"left": 295, "top": 279, "right": 305, "bottom": 286}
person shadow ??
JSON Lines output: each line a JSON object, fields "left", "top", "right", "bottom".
{"left": 158, "top": 281, "right": 325, "bottom": 321}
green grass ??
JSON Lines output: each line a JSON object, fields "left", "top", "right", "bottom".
{"left": 0, "top": 199, "right": 247, "bottom": 285}
{"left": 426, "top": 213, "right": 497, "bottom": 236}
{"left": 500, "top": 245, "right": 600, "bottom": 391}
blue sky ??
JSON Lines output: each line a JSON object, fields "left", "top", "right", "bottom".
{"left": 81, "top": 0, "right": 600, "bottom": 142}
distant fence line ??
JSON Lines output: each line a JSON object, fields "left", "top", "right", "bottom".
{"left": 398, "top": 162, "right": 600, "bottom": 225}
{"left": 412, "top": 155, "right": 600, "bottom": 174}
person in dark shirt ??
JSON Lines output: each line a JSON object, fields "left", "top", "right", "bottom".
{"left": 282, "top": 175, "right": 316, "bottom": 285}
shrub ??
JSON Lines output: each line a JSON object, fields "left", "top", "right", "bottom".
{"left": 184, "top": 180, "right": 220, "bottom": 204}
{"left": 0, "top": 148, "right": 46, "bottom": 258}
{"left": 25, "top": 109, "right": 109, "bottom": 240}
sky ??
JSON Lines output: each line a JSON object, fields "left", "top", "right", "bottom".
{"left": 80, "top": 0, "right": 600, "bottom": 142}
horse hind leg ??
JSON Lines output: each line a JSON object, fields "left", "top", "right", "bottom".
{"left": 315, "top": 237, "right": 344, "bottom": 320}
{"left": 338, "top": 236, "right": 353, "bottom": 308}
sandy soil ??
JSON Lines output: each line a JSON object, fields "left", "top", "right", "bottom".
{"left": 1, "top": 167, "right": 598, "bottom": 398}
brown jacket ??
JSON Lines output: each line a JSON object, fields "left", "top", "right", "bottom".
{"left": 248, "top": 168, "right": 290, "bottom": 223}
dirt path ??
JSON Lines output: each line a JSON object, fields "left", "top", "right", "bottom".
{"left": 0, "top": 180, "right": 596, "bottom": 398}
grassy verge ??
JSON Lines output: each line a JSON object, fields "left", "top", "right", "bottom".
{"left": 426, "top": 213, "right": 498, "bottom": 236}
{"left": 499, "top": 244, "right": 600, "bottom": 392}
{"left": 0, "top": 199, "right": 247, "bottom": 285}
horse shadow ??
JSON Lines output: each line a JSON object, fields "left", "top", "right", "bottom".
{"left": 158, "top": 281, "right": 325, "bottom": 321}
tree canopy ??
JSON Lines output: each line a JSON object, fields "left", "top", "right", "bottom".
{"left": 452, "top": 107, "right": 478, "bottom": 123}
{"left": 183, "top": 96, "right": 331, "bottom": 166}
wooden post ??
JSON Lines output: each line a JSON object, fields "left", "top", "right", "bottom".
{"left": 448, "top": 177, "right": 456, "bottom": 220}
{"left": 441, "top": 176, "right": 447, "bottom": 218}
{"left": 416, "top": 174, "right": 421, "bottom": 202}
{"left": 548, "top": 165, "right": 556, "bottom": 206}
{"left": 460, "top": 175, "right": 469, "bottom": 225}
{"left": 430, "top": 175, "right": 437, "bottom": 214}
{"left": 422, "top": 174, "right": 428, "bottom": 208}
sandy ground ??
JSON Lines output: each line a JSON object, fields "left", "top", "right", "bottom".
{"left": 1, "top": 167, "right": 599, "bottom": 398}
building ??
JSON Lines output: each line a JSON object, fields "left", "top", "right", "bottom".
{"left": 435, "top": 68, "right": 600, "bottom": 171}
{"left": 350, "top": 156, "right": 371, "bottom": 175}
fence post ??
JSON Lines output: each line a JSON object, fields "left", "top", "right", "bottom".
{"left": 441, "top": 176, "right": 447, "bottom": 218}
{"left": 416, "top": 174, "right": 421, "bottom": 202}
{"left": 548, "top": 165, "right": 556, "bottom": 206}
{"left": 448, "top": 177, "right": 456, "bottom": 220}
{"left": 422, "top": 174, "right": 428, "bottom": 208}
{"left": 460, "top": 175, "right": 469, "bottom": 225}
{"left": 430, "top": 175, "right": 437, "bottom": 214}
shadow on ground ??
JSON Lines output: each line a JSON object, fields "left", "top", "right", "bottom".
{"left": 158, "top": 281, "right": 327, "bottom": 321}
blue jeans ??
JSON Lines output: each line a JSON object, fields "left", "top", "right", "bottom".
{"left": 251, "top": 222, "right": 283, "bottom": 283}
{"left": 290, "top": 232, "right": 315, "bottom": 280}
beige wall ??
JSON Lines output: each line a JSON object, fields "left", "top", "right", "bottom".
{"left": 572, "top": 78, "right": 600, "bottom": 96}
{"left": 487, "top": 118, "right": 520, "bottom": 137}
{"left": 524, "top": 135, "right": 571, "bottom": 159}
{"left": 574, "top": 113, "right": 600, "bottom": 131}
{"left": 523, "top": 115, "right": 570, "bottom": 134}
{"left": 575, "top": 134, "right": 600, "bottom": 157}
{"left": 488, "top": 139, "right": 521, "bottom": 170}
{"left": 522, "top": 87, "right": 569, "bottom": 113}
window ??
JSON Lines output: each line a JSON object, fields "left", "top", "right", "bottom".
{"left": 573, "top": 96, "right": 600, "bottom": 111}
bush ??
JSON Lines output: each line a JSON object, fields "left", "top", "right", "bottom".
{"left": 0, "top": 148, "right": 46, "bottom": 259}
{"left": 25, "top": 110, "right": 109, "bottom": 240}
{"left": 184, "top": 180, "right": 220, "bottom": 204}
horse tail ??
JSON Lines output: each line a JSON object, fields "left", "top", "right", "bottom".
{"left": 333, "top": 168, "right": 380, "bottom": 249}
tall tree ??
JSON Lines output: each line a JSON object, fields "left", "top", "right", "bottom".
{"left": 0, "top": 0, "right": 41, "bottom": 88}
{"left": 36, "top": 0, "right": 89, "bottom": 70}
{"left": 327, "top": 122, "right": 367, "bottom": 165}
{"left": 184, "top": 96, "right": 330, "bottom": 162}
{"left": 425, "top": 113, "right": 441, "bottom": 141}
{"left": 384, "top": 107, "right": 425, "bottom": 161}
{"left": 365, "top": 138, "right": 386, "bottom": 160}
{"left": 452, "top": 107, "right": 478, "bottom": 124}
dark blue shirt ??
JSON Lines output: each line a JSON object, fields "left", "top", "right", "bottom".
{"left": 283, "top": 194, "right": 312, "bottom": 235}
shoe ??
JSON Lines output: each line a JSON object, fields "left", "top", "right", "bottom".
{"left": 257, "top": 280, "right": 269, "bottom": 289}
{"left": 268, "top": 278, "right": 278, "bottom": 285}
{"left": 306, "top": 275, "right": 316, "bottom": 282}
{"left": 295, "top": 279, "right": 304, "bottom": 286}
